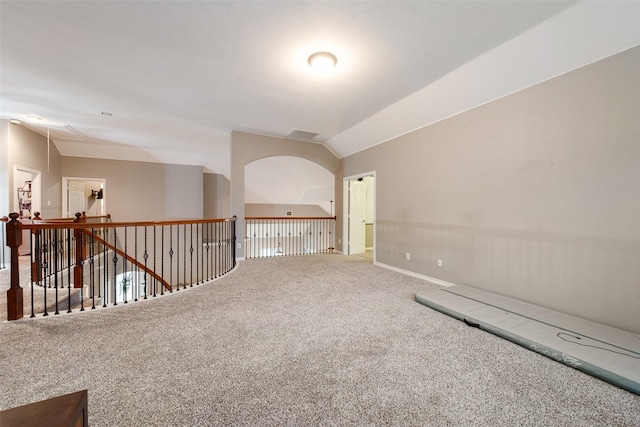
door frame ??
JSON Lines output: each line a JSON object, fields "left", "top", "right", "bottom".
{"left": 13, "top": 165, "right": 41, "bottom": 218}
{"left": 343, "top": 171, "right": 376, "bottom": 256}
{"left": 62, "top": 176, "right": 107, "bottom": 218}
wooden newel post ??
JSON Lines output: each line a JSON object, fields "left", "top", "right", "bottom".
{"left": 74, "top": 212, "right": 84, "bottom": 289}
{"left": 6, "top": 212, "right": 23, "bottom": 320}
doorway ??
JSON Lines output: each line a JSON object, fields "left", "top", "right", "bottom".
{"left": 343, "top": 172, "right": 375, "bottom": 258}
{"left": 13, "top": 166, "right": 41, "bottom": 219}
{"left": 62, "top": 177, "right": 106, "bottom": 218}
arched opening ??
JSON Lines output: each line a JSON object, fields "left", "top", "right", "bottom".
{"left": 245, "top": 156, "right": 334, "bottom": 217}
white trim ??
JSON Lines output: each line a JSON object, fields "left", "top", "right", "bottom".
{"left": 13, "top": 165, "right": 41, "bottom": 218}
{"left": 62, "top": 176, "right": 107, "bottom": 218}
{"left": 374, "top": 261, "right": 456, "bottom": 287}
{"left": 342, "top": 171, "right": 376, "bottom": 257}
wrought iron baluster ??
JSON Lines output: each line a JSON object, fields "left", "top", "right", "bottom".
{"left": 183, "top": 224, "right": 187, "bottom": 289}
{"left": 169, "top": 225, "right": 174, "bottom": 292}
{"left": 155, "top": 225, "right": 162, "bottom": 296}
{"left": 102, "top": 226, "right": 108, "bottom": 307}
{"left": 30, "top": 229, "right": 37, "bottom": 318}
{"left": 162, "top": 225, "right": 168, "bottom": 293}
{"left": 42, "top": 230, "right": 49, "bottom": 316}
{"left": 112, "top": 227, "right": 118, "bottom": 306}
{"left": 198, "top": 223, "right": 203, "bottom": 284}
{"left": 90, "top": 227, "right": 96, "bottom": 309}
{"left": 53, "top": 229, "right": 60, "bottom": 314}
{"left": 205, "top": 222, "right": 210, "bottom": 280}
{"left": 190, "top": 223, "right": 194, "bottom": 287}
{"left": 123, "top": 226, "right": 128, "bottom": 304}
{"left": 67, "top": 228, "right": 72, "bottom": 313}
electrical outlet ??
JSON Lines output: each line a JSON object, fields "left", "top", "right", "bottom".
{"left": 338, "top": 238, "right": 341, "bottom": 244}
{"left": 406, "top": 252, "right": 411, "bottom": 260}
{"left": 438, "top": 259, "right": 443, "bottom": 267}
{"left": 237, "top": 242, "right": 242, "bottom": 249}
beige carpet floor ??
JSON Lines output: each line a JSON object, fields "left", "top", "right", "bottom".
{"left": 1, "top": 254, "right": 639, "bottom": 426}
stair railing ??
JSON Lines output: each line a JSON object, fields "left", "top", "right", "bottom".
{"left": 245, "top": 216, "right": 336, "bottom": 259}
{"left": 4, "top": 213, "right": 237, "bottom": 320}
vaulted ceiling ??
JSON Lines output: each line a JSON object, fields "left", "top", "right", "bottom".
{"left": 1, "top": 1, "right": 639, "bottom": 178}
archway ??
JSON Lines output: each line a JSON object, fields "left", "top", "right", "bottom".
{"left": 245, "top": 156, "right": 334, "bottom": 216}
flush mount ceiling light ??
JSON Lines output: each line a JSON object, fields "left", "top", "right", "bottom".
{"left": 308, "top": 51, "right": 337, "bottom": 74}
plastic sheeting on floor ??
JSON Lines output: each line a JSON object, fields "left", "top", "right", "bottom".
{"left": 414, "top": 285, "right": 640, "bottom": 395}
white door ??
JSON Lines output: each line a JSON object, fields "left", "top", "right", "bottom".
{"left": 349, "top": 180, "right": 366, "bottom": 254}
{"left": 68, "top": 181, "right": 85, "bottom": 218}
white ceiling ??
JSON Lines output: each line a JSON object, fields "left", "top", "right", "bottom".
{"left": 2, "top": 1, "right": 640, "bottom": 181}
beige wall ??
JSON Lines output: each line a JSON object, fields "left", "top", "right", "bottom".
{"left": 203, "top": 172, "right": 230, "bottom": 218}
{"left": 245, "top": 203, "right": 329, "bottom": 217}
{"left": 6, "top": 124, "right": 62, "bottom": 219}
{"left": 231, "top": 131, "right": 341, "bottom": 258}
{"left": 343, "top": 46, "right": 640, "bottom": 333}
{"left": 0, "top": 121, "right": 9, "bottom": 221}
{"left": 62, "top": 157, "right": 203, "bottom": 221}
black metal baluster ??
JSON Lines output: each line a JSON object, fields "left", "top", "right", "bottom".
{"left": 170, "top": 225, "right": 174, "bottom": 292}
{"left": 182, "top": 224, "right": 187, "bottom": 289}
{"left": 29, "top": 231, "right": 34, "bottom": 317}
{"left": 189, "top": 224, "right": 194, "bottom": 287}
{"left": 41, "top": 230, "right": 49, "bottom": 316}
{"left": 223, "top": 220, "right": 228, "bottom": 273}
{"left": 227, "top": 219, "right": 231, "bottom": 272}
{"left": 216, "top": 222, "right": 220, "bottom": 278}
{"left": 53, "top": 229, "right": 60, "bottom": 314}
{"left": 33, "top": 229, "right": 42, "bottom": 317}
{"left": 298, "top": 219, "right": 303, "bottom": 256}
{"left": 162, "top": 225, "right": 168, "bottom": 293}
{"left": 143, "top": 226, "right": 152, "bottom": 298}
{"left": 102, "top": 227, "right": 108, "bottom": 307}
{"left": 199, "top": 223, "right": 203, "bottom": 284}
{"left": 177, "top": 224, "right": 181, "bottom": 290}
{"left": 155, "top": 225, "right": 162, "bottom": 296}
{"left": 90, "top": 227, "right": 96, "bottom": 309}
{"left": 205, "top": 222, "right": 209, "bottom": 280}
{"left": 112, "top": 228, "right": 118, "bottom": 306}
{"left": 30, "top": 228, "right": 38, "bottom": 318}
{"left": 67, "top": 229, "right": 72, "bottom": 313}
{"left": 123, "top": 226, "right": 129, "bottom": 304}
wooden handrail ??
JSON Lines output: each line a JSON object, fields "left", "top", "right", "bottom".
{"left": 20, "top": 216, "right": 236, "bottom": 231}
{"left": 245, "top": 216, "right": 336, "bottom": 220}
{"left": 27, "top": 212, "right": 111, "bottom": 223}
{"left": 5, "top": 212, "right": 237, "bottom": 320}
{"left": 82, "top": 229, "right": 172, "bottom": 292}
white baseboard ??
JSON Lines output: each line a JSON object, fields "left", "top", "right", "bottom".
{"left": 374, "top": 261, "right": 456, "bottom": 287}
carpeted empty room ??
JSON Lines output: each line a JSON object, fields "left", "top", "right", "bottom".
{"left": 1, "top": 254, "right": 639, "bottom": 426}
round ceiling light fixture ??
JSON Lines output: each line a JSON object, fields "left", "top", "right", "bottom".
{"left": 308, "top": 51, "right": 337, "bottom": 74}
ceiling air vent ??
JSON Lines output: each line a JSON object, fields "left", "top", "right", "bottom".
{"left": 64, "top": 124, "right": 90, "bottom": 141}
{"left": 286, "top": 129, "right": 319, "bottom": 140}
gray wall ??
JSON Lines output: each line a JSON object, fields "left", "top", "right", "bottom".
{"left": 343, "top": 47, "right": 640, "bottom": 333}
{"left": 203, "top": 172, "right": 230, "bottom": 219}
{"left": 62, "top": 157, "right": 203, "bottom": 221}
{"left": 231, "top": 131, "right": 341, "bottom": 258}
